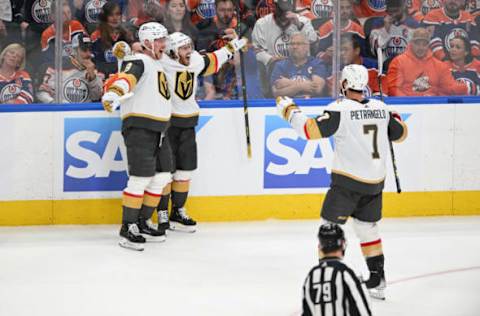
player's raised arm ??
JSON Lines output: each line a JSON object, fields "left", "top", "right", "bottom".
{"left": 101, "top": 42, "right": 143, "bottom": 112}
{"left": 199, "top": 36, "right": 247, "bottom": 76}
{"left": 276, "top": 96, "right": 340, "bottom": 140}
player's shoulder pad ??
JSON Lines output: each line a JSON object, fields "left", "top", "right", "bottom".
{"left": 366, "top": 98, "right": 388, "bottom": 109}
{"left": 325, "top": 99, "right": 345, "bottom": 112}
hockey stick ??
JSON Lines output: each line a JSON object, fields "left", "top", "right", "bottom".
{"left": 236, "top": 0, "right": 252, "bottom": 158}
{"left": 377, "top": 47, "right": 401, "bottom": 193}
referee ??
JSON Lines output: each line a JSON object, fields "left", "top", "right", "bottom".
{"left": 302, "top": 224, "right": 372, "bottom": 316}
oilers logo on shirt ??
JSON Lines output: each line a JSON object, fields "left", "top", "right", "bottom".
{"left": 385, "top": 36, "right": 408, "bottom": 59}
{"left": 197, "top": 0, "right": 216, "bottom": 19}
{"left": 311, "top": 0, "right": 333, "bottom": 18}
{"left": 31, "top": 0, "right": 52, "bottom": 23}
{"left": 445, "top": 28, "right": 469, "bottom": 52}
{"left": 274, "top": 34, "right": 291, "bottom": 57}
{"left": 367, "top": 0, "right": 386, "bottom": 12}
{"left": 63, "top": 78, "right": 89, "bottom": 103}
{"left": 85, "top": 0, "right": 106, "bottom": 23}
{"left": 0, "top": 83, "right": 21, "bottom": 102}
{"left": 421, "top": 0, "right": 440, "bottom": 15}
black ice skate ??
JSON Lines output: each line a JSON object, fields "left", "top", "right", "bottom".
{"left": 169, "top": 207, "right": 196, "bottom": 233}
{"left": 119, "top": 223, "right": 146, "bottom": 251}
{"left": 364, "top": 272, "right": 386, "bottom": 300}
{"left": 138, "top": 218, "right": 166, "bottom": 242}
{"left": 157, "top": 209, "right": 170, "bottom": 232}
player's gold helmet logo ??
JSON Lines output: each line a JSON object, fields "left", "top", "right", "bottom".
{"left": 175, "top": 71, "right": 194, "bottom": 100}
{"left": 157, "top": 71, "right": 170, "bottom": 100}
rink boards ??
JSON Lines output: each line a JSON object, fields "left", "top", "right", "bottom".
{"left": 1, "top": 98, "right": 480, "bottom": 225}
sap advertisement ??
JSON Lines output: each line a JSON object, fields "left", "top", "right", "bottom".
{"left": 63, "top": 116, "right": 212, "bottom": 192}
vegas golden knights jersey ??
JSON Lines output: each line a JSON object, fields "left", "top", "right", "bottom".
{"left": 161, "top": 50, "right": 228, "bottom": 127}
{"left": 119, "top": 53, "right": 172, "bottom": 132}
{"left": 290, "top": 98, "right": 407, "bottom": 194}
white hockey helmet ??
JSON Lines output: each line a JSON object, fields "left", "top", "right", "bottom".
{"left": 167, "top": 32, "right": 193, "bottom": 57}
{"left": 138, "top": 22, "right": 168, "bottom": 47}
{"left": 340, "top": 64, "right": 369, "bottom": 92}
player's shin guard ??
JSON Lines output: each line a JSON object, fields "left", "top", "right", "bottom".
{"left": 157, "top": 183, "right": 171, "bottom": 231}
{"left": 353, "top": 219, "right": 386, "bottom": 299}
{"left": 138, "top": 191, "right": 165, "bottom": 242}
{"left": 170, "top": 171, "right": 196, "bottom": 232}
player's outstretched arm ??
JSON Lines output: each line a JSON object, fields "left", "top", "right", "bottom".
{"left": 388, "top": 112, "right": 408, "bottom": 143}
{"left": 200, "top": 38, "right": 247, "bottom": 77}
{"left": 276, "top": 96, "right": 340, "bottom": 140}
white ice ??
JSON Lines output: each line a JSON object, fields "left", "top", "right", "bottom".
{"left": 1, "top": 217, "right": 479, "bottom": 316}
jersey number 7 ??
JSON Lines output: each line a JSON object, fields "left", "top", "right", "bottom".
{"left": 363, "top": 124, "right": 380, "bottom": 159}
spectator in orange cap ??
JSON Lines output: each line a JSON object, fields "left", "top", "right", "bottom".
{"left": 387, "top": 27, "right": 468, "bottom": 96}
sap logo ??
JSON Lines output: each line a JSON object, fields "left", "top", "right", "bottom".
{"left": 264, "top": 115, "right": 334, "bottom": 189}
{"left": 64, "top": 117, "right": 128, "bottom": 192}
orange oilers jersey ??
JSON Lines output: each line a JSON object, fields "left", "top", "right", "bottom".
{"left": 0, "top": 71, "right": 34, "bottom": 104}
{"left": 352, "top": 0, "right": 387, "bottom": 18}
{"left": 40, "top": 20, "right": 86, "bottom": 57}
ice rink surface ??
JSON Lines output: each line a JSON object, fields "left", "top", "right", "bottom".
{"left": 1, "top": 216, "right": 479, "bottom": 316}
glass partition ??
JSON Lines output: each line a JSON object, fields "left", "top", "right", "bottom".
{"left": 1, "top": 0, "right": 478, "bottom": 104}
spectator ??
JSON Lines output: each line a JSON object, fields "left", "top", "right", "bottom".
{"left": 37, "top": 34, "right": 103, "bottom": 103}
{"left": 0, "top": 0, "right": 24, "bottom": 48}
{"left": 0, "top": 43, "right": 34, "bottom": 104}
{"left": 369, "top": 0, "right": 420, "bottom": 63}
{"left": 295, "top": 0, "right": 331, "bottom": 22}
{"left": 317, "top": 0, "right": 366, "bottom": 62}
{"left": 271, "top": 32, "right": 327, "bottom": 97}
{"left": 326, "top": 34, "right": 384, "bottom": 96}
{"left": 40, "top": 2, "right": 86, "bottom": 64}
{"left": 91, "top": 1, "right": 134, "bottom": 77}
{"left": 21, "top": 0, "right": 53, "bottom": 81}
{"left": 163, "top": 0, "right": 199, "bottom": 41}
{"left": 252, "top": 0, "right": 317, "bottom": 97}
{"left": 255, "top": 0, "right": 275, "bottom": 19}
{"left": 128, "top": 0, "right": 165, "bottom": 27}
{"left": 187, "top": 0, "right": 216, "bottom": 27}
{"left": 70, "top": 0, "right": 107, "bottom": 34}
{"left": 387, "top": 27, "right": 468, "bottom": 96}
{"left": 197, "top": 0, "right": 247, "bottom": 51}
{"left": 408, "top": 0, "right": 440, "bottom": 22}
{"left": 352, "top": 0, "right": 387, "bottom": 19}
{"left": 445, "top": 36, "right": 480, "bottom": 95}
{"left": 423, "top": 0, "right": 480, "bottom": 61}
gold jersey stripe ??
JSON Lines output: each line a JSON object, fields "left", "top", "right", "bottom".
{"left": 162, "top": 183, "right": 172, "bottom": 195}
{"left": 121, "top": 113, "right": 170, "bottom": 122}
{"left": 332, "top": 169, "right": 386, "bottom": 184}
{"left": 122, "top": 194, "right": 143, "bottom": 209}
{"left": 172, "top": 112, "right": 200, "bottom": 118}
{"left": 305, "top": 118, "right": 322, "bottom": 140}
{"left": 203, "top": 53, "right": 218, "bottom": 76}
{"left": 143, "top": 193, "right": 161, "bottom": 208}
{"left": 393, "top": 120, "right": 408, "bottom": 143}
{"left": 361, "top": 243, "right": 383, "bottom": 257}
{"left": 172, "top": 180, "right": 190, "bottom": 193}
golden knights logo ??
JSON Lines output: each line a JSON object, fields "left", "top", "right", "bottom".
{"left": 158, "top": 71, "right": 171, "bottom": 100}
{"left": 175, "top": 71, "right": 194, "bottom": 100}
{"left": 31, "top": 0, "right": 52, "bottom": 23}
{"left": 63, "top": 78, "right": 89, "bottom": 103}
{"left": 311, "top": 0, "right": 333, "bottom": 19}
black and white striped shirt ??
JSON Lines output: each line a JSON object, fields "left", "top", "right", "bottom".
{"left": 302, "top": 257, "right": 372, "bottom": 316}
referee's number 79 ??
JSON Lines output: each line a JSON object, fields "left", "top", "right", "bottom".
{"left": 314, "top": 283, "right": 332, "bottom": 303}
{"left": 363, "top": 124, "right": 380, "bottom": 159}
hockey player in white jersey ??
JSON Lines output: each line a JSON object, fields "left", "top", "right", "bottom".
{"left": 155, "top": 31, "right": 247, "bottom": 232}
{"left": 276, "top": 64, "right": 408, "bottom": 299}
{"left": 101, "top": 22, "right": 173, "bottom": 251}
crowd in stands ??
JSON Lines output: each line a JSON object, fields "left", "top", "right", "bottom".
{"left": 1, "top": 0, "right": 479, "bottom": 104}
